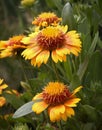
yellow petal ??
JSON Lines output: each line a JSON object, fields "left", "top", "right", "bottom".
{"left": 0, "top": 96, "right": 6, "bottom": 107}
{"left": 48, "top": 105, "right": 65, "bottom": 122}
{"left": 48, "top": 107, "right": 60, "bottom": 122}
{"left": 0, "top": 84, "right": 8, "bottom": 89}
{"left": 64, "top": 98, "right": 81, "bottom": 107}
{"left": 32, "top": 93, "right": 43, "bottom": 100}
{"left": 60, "top": 112, "right": 67, "bottom": 121}
{"left": 56, "top": 47, "right": 70, "bottom": 57}
{"left": 22, "top": 46, "right": 41, "bottom": 60}
{"left": 0, "top": 79, "right": 3, "bottom": 84}
{"left": 53, "top": 105, "right": 65, "bottom": 114}
{"left": 51, "top": 51, "right": 58, "bottom": 63}
{"left": 36, "top": 50, "right": 50, "bottom": 64}
{"left": 71, "top": 86, "right": 83, "bottom": 97}
{"left": 21, "top": 32, "right": 38, "bottom": 44}
{"left": 21, "top": 37, "right": 31, "bottom": 44}
{"left": 32, "top": 101, "right": 49, "bottom": 114}
{"left": 0, "top": 41, "right": 7, "bottom": 49}
{"left": 43, "top": 51, "right": 50, "bottom": 64}
{"left": 51, "top": 51, "right": 65, "bottom": 63}
{"left": 62, "top": 55, "right": 66, "bottom": 62}
{"left": 58, "top": 25, "right": 68, "bottom": 33}
{"left": 65, "top": 107, "right": 75, "bottom": 117}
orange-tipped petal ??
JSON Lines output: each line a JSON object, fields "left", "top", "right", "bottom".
{"left": 64, "top": 98, "right": 81, "bottom": 107}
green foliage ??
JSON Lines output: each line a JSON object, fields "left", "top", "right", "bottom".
{"left": 0, "top": 0, "right": 102, "bottom": 130}
{"left": 12, "top": 123, "right": 31, "bottom": 130}
{"left": 13, "top": 100, "right": 42, "bottom": 118}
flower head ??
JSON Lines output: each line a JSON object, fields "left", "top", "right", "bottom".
{"left": 22, "top": 25, "right": 81, "bottom": 67}
{"left": 0, "top": 35, "right": 26, "bottom": 58}
{"left": 0, "top": 79, "right": 8, "bottom": 94}
{"left": 32, "top": 12, "right": 62, "bottom": 27}
{"left": 32, "top": 82, "right": 82, "bottom": 122}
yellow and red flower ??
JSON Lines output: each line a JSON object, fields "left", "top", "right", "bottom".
{"left": 32, "top": 12, "right": 62, "bottom": 27}
{"left": 32, "top": 82, "right": 82, "bottom": 122}
{"left": 22, "top": 25, "right": 81, "bottom": 67}
{"left": 0, "top": 35, "right": 26, "bottom": 58}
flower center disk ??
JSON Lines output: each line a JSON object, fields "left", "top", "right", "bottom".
{"left": 42, "top": 82, "right": 71, "bottom": 105}
{"left": 37, "top": 26, "right": 65, "bottom": 51}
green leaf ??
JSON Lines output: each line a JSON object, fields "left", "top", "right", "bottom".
{"left": 77, "top": 32, "right": 99, "bottom": 80}
{"left": 3, "top": 93, "right": 24, "bottom": 109}
{"left": 63, "top": 57, "right": 72, "bottom": 81}
{"left": 87, "top": 32, "right": 99, "bottom": 55}
{"left": 61, "top": 2, "right": 76, "bottom": 30}
{"left": 51, "top": 0, "right": 63, "bottom": 11}
{"left": 13, "top": 99, "right": 42, "bottom": 118}
{"left": 70, "top": 74, "right": 81, "bottom": 89}
{"left": 45, "top": 0, "right": 62, "bottom": 11}
{"left": 77, "top": 56, "right": 89, "bottom": 80}
{"left": 78, "top": 17, "right": 90, "bottom": 34}
{"left": 86, "top": 51, "right": 102, "bottom": 82}
{"left": 82, "top": 123, "right": 96, "bottom": 130}
{"left": 98, "top": 0, "right": 102, "bottom": 10}
{"left": 82, "top": 105, "right": 98, "bottom": 121}
{"left": 13, "top": 101, "right": 34, "bottom": 118}
{"left": 45, "top": 0, "right": 56, "bottom": 9}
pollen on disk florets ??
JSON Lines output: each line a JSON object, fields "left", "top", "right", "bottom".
{"left": 42, "top": 82, "right": 71, "bottom": 105}
{"left": 36, "top": 26, "right": 66, "bottom": 51}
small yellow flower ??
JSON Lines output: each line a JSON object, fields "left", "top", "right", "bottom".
{"left": 22, "top": 25, "right": 82, "bottom": 67}
{"left": 32, "top": 12, "right": 62, "bottom": 27}
{"left": 0, "top": 96, "right": 6, "bottom": 107}
{"left": 0, "top": 79, "right": 8, "bottom": 94}
{"left": 0, "top": 35, "right": 26, "bottom": 58}
{"left": 32, "top": 82, "right": 82, "bottom": 122}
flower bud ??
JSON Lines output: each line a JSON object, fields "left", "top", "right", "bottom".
{"left": 61, "top": 2, "right": 76, "bottom": 30}
{"left": 21, "top": 0, "right": 35, "bottom": 7}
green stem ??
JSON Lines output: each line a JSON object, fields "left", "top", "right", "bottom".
{"left": 52, "top": 61, "right": 60, "bottom": 81}
{"left": 18, "top": 56, "right": 29, "bottom": 83}
{"left": 57, "top": 121, "right": 63, "bottom": 130}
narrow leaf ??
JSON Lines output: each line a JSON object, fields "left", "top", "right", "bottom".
{"left": 52, "top": 0, "right": 63, "bottom": 11}
{"left": 77, "top": 32, "right": 99, "bottom": 80}
{"left": 3, "top": 93, "right": 24, "bottom": 109}
{"left": 87, "top": 32, "right": 99, "bottom": 55}
{"left": 13, "top": 99, "right": 42, "bottom": 118}
{"left": 13, "top": 101, "right": 34, "bottom": 118}
{"left": 82, "top": 105, "right": 98, "bottom": 121}
{"left": 77, "top": 56, "right": 89, "bottom": 80}
{"left": 64, "top": 57, "right": 72, "bottom": 81}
